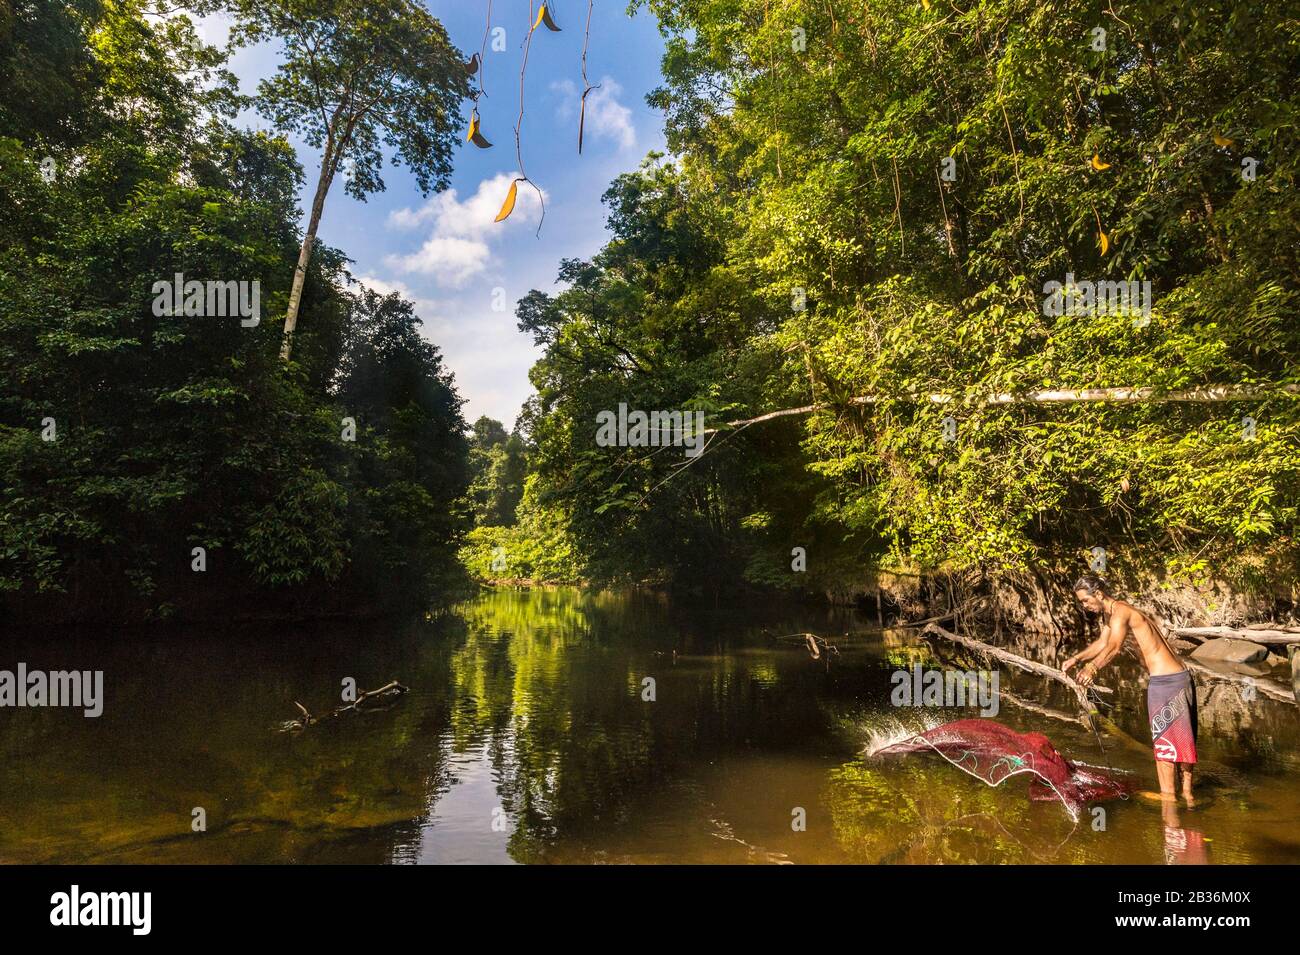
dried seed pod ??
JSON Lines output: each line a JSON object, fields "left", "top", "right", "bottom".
{"left": 495, "top": 179, "right": 520, "bottom": 222}
{"left": 466, "top": 111, "right": 492, "bottom": 148}
{"left": 578, "top": 87, "right": 598, "bottom": 154}
{"left": 533, "top": 3, "right": 560, "bottom": 31}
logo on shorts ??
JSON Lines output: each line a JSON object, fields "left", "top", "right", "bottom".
{"left": 1154, "top": 738, "right": 1179, "bottom": 761}
{"left": 1150, "top": 694, "right": 1185, "bottom": 735}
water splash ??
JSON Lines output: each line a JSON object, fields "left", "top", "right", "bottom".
{"left": 861, "top": 713, "right": 942, "bottom": 757}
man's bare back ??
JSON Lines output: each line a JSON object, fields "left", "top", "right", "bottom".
{"left": 1101, "top": 599, "right": 1185, "bottom": 676}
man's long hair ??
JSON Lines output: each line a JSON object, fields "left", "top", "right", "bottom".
{"left": 1073, "top": 574, "right": 1109, "bottom": 596}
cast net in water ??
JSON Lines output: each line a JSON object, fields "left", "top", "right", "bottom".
{"left": 870, "top": 719, "right": 1134, "bottom": 821}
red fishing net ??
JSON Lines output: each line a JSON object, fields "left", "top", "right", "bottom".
{"left": 874, "top": 719, "right": 1134, "bottom": 820}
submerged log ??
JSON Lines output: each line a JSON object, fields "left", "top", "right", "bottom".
{"left": 775, "top": 632, "right": 840, "bottom": 659}
{"left": 280, "top": 680, "right": 410, "bottom": 732}
{"left": 996, "top": 687, "right": 1084, "bottom": 726}
{"left": 351, "top": 680, "right": 409, "bottom": 710}
{"left": 919, "top": 624, "right": 1167, "bottom": 754}
{"left": 917, "top": 623, "right": 1162, "bottom": 758}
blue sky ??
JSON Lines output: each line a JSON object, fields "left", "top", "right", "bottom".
{"left": 195, "top": 2, "right": 669, "bottom": 429}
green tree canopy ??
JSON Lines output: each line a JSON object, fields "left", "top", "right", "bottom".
{"left": 218, "top": 0, "right": 469, "bottom": 357}
{"left": 0, "top": 1, "right": 470, "bottom": 622}
{"left": 515, "top": 0, "right": 1300, "bottom": 602}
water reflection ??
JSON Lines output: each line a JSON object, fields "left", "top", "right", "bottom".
{"left": 1161, "top": 799, "right": 1210, "bottom": 865}
{"left": 0, "top": 587, "right": 1296, "bottom": 864}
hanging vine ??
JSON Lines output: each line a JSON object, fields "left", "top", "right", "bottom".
{"left": 464, "top": 1, "right": 494, "bottom": 148}
{"left": 496, "top": 0, "right": 557, "bottom": 232}
{"left": 578, "top": 0, "right": 599, "bottom": 153}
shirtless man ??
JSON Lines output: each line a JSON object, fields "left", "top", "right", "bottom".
{"left": 1061, "top": 575, "right": 1197, "bottom": 805}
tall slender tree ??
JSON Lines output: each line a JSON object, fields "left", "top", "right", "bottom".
{"left": 224, "top": 0, "right": 468, "bottom": 359}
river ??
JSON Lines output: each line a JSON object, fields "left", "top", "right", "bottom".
{"left": 2, "top": 587, "right": 1296, "bottom": 863}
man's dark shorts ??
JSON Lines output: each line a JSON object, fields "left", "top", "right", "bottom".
{"left": 1148, "top": 670, "right": 1198, "bottom": 764}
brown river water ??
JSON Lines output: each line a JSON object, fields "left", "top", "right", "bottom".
{"left": 1, "top": 587, "right": 1297, "bottom": 864}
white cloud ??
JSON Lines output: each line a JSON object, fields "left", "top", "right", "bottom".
{"left": 434, "top": 301, "right": 540, "bottom": 428}
{"left": 348, "top": 274, "right": 539, "bottom": 427}
{"left": 384, "top": 173, "right": 544, "bottom": 288}
{"left": 389, "top": 236, "right": 492, "bottom": 288}
{"left": 551, "top": 76, "right": 636, "bottom": 151}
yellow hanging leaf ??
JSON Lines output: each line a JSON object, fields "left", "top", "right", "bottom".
{"left": 1090, "top": 153, "right": 1111, "bottom": 171}
{"left": 1212, "top": 132, "right": 1234, "bottom": 148}
{"left": 921, "top": 0, "right": 931, "bottom": 9}
{"left": 1099, "top": 229, "right": 1110, "bottom": 255}
{"left": 495, "top": 179, "right": 519, "bottom": 222}
{"left": 534, "top": 3, "right": 561, "bottom": 31}
{"left": 466, "top": 112, "right": 492, "bottom": 148}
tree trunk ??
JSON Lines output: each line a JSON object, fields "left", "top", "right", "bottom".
{"left": 705, "top": 383, "right": 1300, "bottom": 434}
{"left": 280, "top": 149, "right": 335, "bottom": 361}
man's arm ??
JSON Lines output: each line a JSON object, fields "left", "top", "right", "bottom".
{"left": 1075, "top": 612, "right": 1128, "bottom": 686}
{"left": 1062, "top": 624, "right": 1111, "bottom": 674}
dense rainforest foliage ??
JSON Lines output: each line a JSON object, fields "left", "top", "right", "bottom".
{"left": 508, "top": 0, "right": 1299, "bottom": 612}
{"left": 0, "top": 0, "right": 470, "bottom": 623}
{"left": 3, "top": 1, "right": 1296, "bottom": 623}
{"left": 459, "top": 413, "right": 580, "bottom": 584}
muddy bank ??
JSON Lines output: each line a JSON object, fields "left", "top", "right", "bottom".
{"left": 819, "top": 568, "right": 1299, "bottom": 639}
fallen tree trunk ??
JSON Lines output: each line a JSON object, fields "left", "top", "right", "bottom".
{"left": 997, "top": 687, "right": 1153, "bottom": 757}
{"left": 872, "top": 383, "right": 1300, "bottom": 406}
{"left": 1170, "top": 626, "right": 1300, "bottom": 646}
{"left": 916, "top": 623, "right": 1176, "bottom": 756}
{"left": 920, "top": 622, "right": 1111, "bottom": 716}
{"left": 1181, "top": 659, "right": 1294, "bottom": 704}
{"left": 922, "top": 622, "right": 1296, "bottom": 705}
{"left": 707, "top": 383, "right": 1300, "bottom": 433}
{"left": 352, "top": 680, "right": 408, "bottom": 709}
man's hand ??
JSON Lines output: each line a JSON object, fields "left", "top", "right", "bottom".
{"left": 1061, "top": 656, "right": 1078, "bottom": 675}
{"left": 1076, "top": 662, "right": 1098, "bottom": 687}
